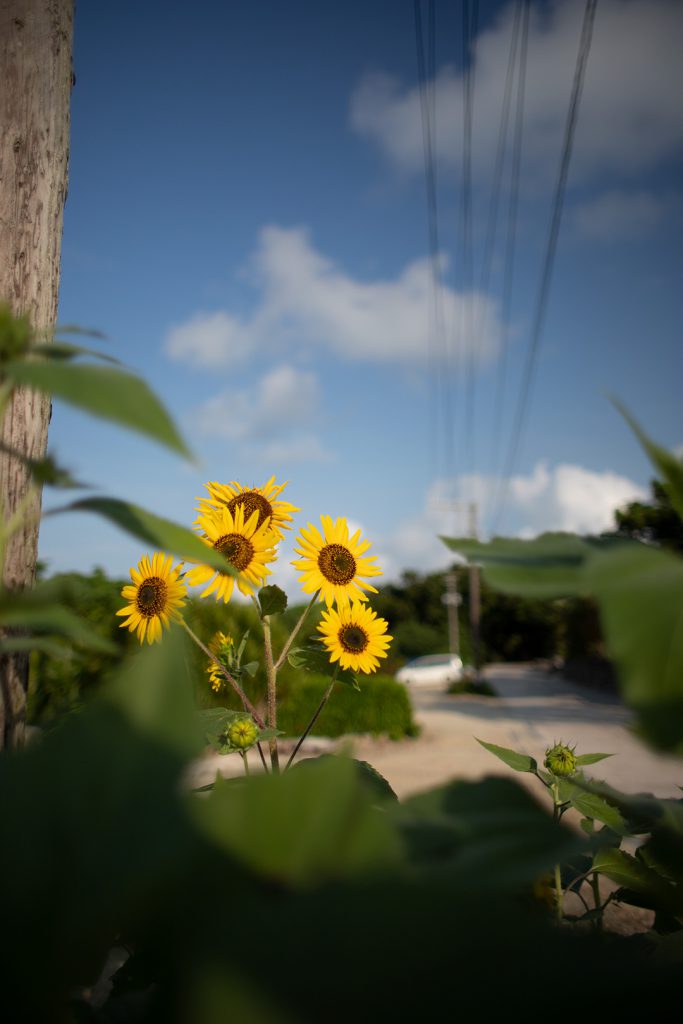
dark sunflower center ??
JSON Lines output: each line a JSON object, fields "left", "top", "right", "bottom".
{"left": 136, "top": 577, "right": 167, "bottom": 617}
{"left": 318, "top": 543, "right": 356, "bottom": 585}
{"left": 338, "top": 624, "right": 368, "bottom": 654}
{"left": 227, "top": 491, "right": 273, "bottom": 529}
{"left": 215, "top": 532, "right": 254, "bottom": 572}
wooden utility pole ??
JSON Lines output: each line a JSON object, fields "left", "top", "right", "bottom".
{"left": 443, "top": 569, "right": 460, "bottom": 656}
{"left": 0, "top": 0, "right": 73, "bottom": 747}
{"left": 468, "top": 501, "right": 482, "bottom": 678}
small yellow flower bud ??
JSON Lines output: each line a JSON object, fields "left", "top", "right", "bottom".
{"left": 544, "top": 742, "right": 577, "bottom": 777}
{"left": 225, "top": 717, "right": 259, "bottom": 750}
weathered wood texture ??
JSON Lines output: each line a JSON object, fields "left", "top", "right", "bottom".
{"left": 0, "top": 0, "right": 73, "bottom": 746}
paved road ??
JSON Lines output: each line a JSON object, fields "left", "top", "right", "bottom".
{"left": 188, "top": 663, "right": 683, "bottom": 803}
{"left": 346, "top": 663, "right": 683, "bottom": 801}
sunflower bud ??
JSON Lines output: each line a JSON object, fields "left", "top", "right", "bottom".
{"left": 544, "top": 742, "right": 577, "bottom": 777}
{"left": 225, "top": 717, "right": 259, "bottom": 750}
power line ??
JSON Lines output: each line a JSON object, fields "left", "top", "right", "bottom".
{"left": 487, "top": 0, "right": 530, "bottom": 530}
{"left": 461, "top": 0, "right": 478, "bottom": 479}
{"left": 414, "top": 0, "right": 454, "bottom": 484}
{"left": 492, "top": 0, "right": 599, "bottom": 535}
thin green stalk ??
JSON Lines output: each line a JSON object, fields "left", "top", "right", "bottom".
{"left": 590, "top": 872, "right": 603, "bottom": 931}
{"left": 180, "top": 619, "right": 266, "bottom": 730}
{"left": 261, "top": 611, "right": 279, "bottom": 774}
{"left": 552, "top": 791, "right": 564, "bottom": 922}
{"left": 285, "top": 668, "right": 338, "bottom": 772}
{"left": 274, "top": 589, "right": 320, "bottom": 671}
{"left": 241, "top": 751, "right": 250, "bottom": 776}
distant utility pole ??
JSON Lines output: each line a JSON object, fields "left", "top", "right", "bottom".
{"left": 468, "top": 501, "right": 482, "bottom": 678}
{"left": 443, "top": 569, "right": 461, "bottom": 656}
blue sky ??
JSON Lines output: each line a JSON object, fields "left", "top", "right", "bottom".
{"left": 40, "top": 0, "right": 683, "bottom": 594}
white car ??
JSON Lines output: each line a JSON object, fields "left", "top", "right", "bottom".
{"left": 395, "top": 653, "right": 464, "bottom": 688}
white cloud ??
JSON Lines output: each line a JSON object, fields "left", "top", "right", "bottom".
{"left": 165, "top": 311, "right": 251, "bottom": 369}
{"left": 574, "top": 189, "right": 670, "bottom": 240}
{"left": 194, "top": 364, "right": 320, "bottom": 441}
{"left": 164, "top": 226, "right": 501, "bottom": 368}
{"left": 350, "top": 0, "right": 683, "bottom": 185}
{"left": 381, "top": 462, "right": 646, "bottom": 579}
{"left": 258, "top": 435, "right": 332, "bottom": 465}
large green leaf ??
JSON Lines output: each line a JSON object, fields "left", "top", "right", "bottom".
{"left": 29, "top": 341, "right": 120, "bottom": 364}
{"left": 592, "top": 848, "right": 682, "bottom": 915}
{"left": 586, "top": 543, "right": 683, "bottom": 752}
{"left": 45, "top": 496, "right": 234, "bottom": 575}
{"left": 440, "top": 533, "right": 597, "bottom": 597}
{"left": 475, "top": 738, "right": 538, "bottom": 773}
{"left": 5, "top": 359, "right": 193, "bottom": 459}
{"left": 615, "top": 400, "right": 683, "bottom": 523}
{"left": 189, "top": 754, "right": 402, "bottom": 885}
{"left": 103, "top": 625, "right": 204, "bottom": 759}
{"left": 395, "top": 777, "right": 582, "bottom": 888}
{"left": 0, "top": 629, "right": 203, "bottom": 1012}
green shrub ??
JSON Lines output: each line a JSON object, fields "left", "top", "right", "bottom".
{"left": 276, "top": 674, "right": 419, "bottom": 740}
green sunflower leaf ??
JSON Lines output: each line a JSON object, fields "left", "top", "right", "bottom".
{"left": 44, "top": 497, "right": 234, "bottom": 575}
{"left": 258, "top": 584, "right": 288, "bottom": 617}
{"left": 0, "top": 442, "right": 87, "bottom": 488}
{"left": 475, "top": 738, "right": 538, "bottom": 773}
{"left": 0, "top": 596, "right": 115, "bottom": 653}
{"left": 555, "top": 777, "right": 628, "bottom": 834}
{"left": 29, "top": 341, "right": 120, "bottom": 364}
{"left": 0, "top": 636, "right": 65, "bottom": 657}
{"left": 4, "top": 359, "right": 193, "bottom": 460}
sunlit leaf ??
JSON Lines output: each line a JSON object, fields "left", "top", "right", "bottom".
{"left": 4, "top": 360, "right": 193, "bottom": 459}
{"left": 190, "top": 755, "right": 401, "bottom": 885}
{"left": 289, "top": 754, "right": 398, "bottom": 803}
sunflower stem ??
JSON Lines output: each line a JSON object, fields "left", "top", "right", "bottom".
{"left": 285, "top": 668, "right": 338, "bottom": 772}
{"left": 552, "top": 789, "right": 564, "bottom": 923}
{"left": 180, "top": 619, "right": 266, "bottom": 730}
{"left": 260, "top": 610, "right": 280, "bottom": 774}
{"left": 274, "top": 589, "right": 320, "bottom": 672}
{"left": 241, "top": 751, "right": 250, "bottom": 776}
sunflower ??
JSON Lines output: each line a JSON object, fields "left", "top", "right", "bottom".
{"left": 207, "top": 631, "right": 234, "bottom": 692}
{"left": 318, "top": 600, "right": 392, "bottom": 674}
{"left": 116, "top": 552, "right": 187, "bottom": 644}
{"left": 186, "top": 503, "right": 278, "bottom": 603}
{"left": 292, "top": 515, "right": 382, "bottom": 607}
{"left": 196, "top": 476, "right": 298, "bottom": 539}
